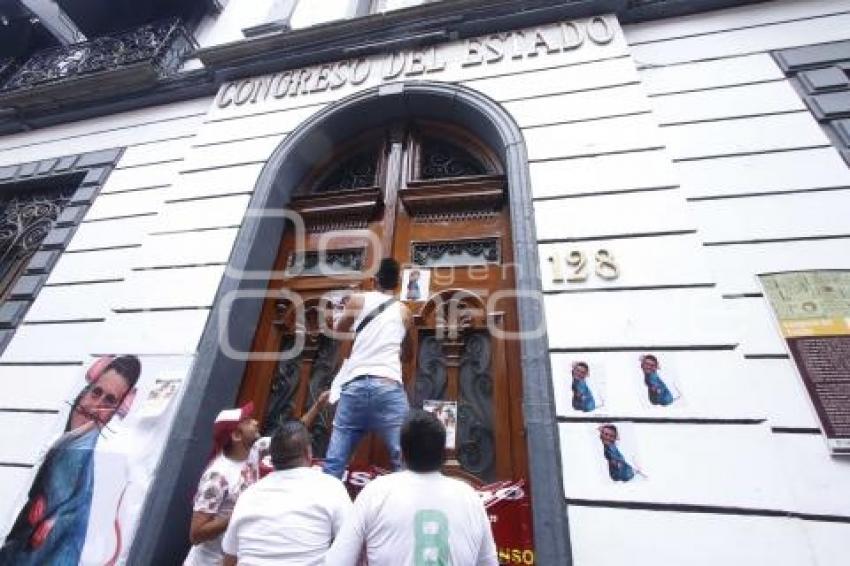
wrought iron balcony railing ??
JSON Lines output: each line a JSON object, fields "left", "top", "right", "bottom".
{"left": 0, "top": 18, "right": 196, "bottom": 104}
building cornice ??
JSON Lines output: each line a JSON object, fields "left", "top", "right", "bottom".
{"left": 0, "top": 0, "right": 771, "bottom": 136}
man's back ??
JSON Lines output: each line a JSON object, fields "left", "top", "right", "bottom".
{"left": 325, "top": 470, "right": 498, "bottom": 566}
{"left": 222, "top": 467, "right": 351, "bottom": 565}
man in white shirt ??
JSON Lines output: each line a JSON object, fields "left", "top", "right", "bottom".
{"left": 324, "top": 410, "right": 498, "bottom": 566}
{"left": 323, "top": 257, "right": 413, "bottom": 478}
{"left": 184, "top": 402, "right": 260, "bottom": 566}
{"left": 222, "top": 420, "right": 352, "bottom": 565}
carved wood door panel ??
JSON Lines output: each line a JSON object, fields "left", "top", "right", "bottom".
{"left": 238, "top": 122, "right": 527, "bottom": 483}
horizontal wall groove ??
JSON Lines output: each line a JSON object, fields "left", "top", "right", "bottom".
{"left": 115, "top": 158, "right": 184, "bottom": 170}
{"left": 626, "top": 9, "right": 850, "bottom": 47}
{"left": 82, "top": 212, "right": 158, "bottom": 224}
{"left": 704, "top": 234, "right": 850, "bottom": 246}
{"left": 721, "top": 293, "right": 763, "bottom": 299}
{"left": 0, "top": 112, "right": 206, "bottom": 153}
{"left": 149, "top": 225, "right": 242, "bottom": 236}
{"left": 0, "top": 408, "right": 59, "bottom": 415}
{"left": 529, "top": 145, "right": 667, "bottom": 164}
{"left": 673, "top": 144, "right": 833, "bottom": 163}
{"left": 564, "top": 498, "right": 850, "bottom": 523}
{"left": 771, "top": 427, "right": 822, "bottom": 435}
{"left": 190, "top": 132, "right": 287, "bottom": 149}
{"left": 687, "top": 185, "right": 850, "bottom": 201}
{"left": 178, "top": 161, "right": 266, "bottom": 175}
{"left": 550, "top": 345, "right": 736, "bottom": 353}
{"left": 644, "top": 78, "right": 786, "bottom": 98}
{"left": 131, "top": 262, "right": 227, "bottom": 272}
{"left": 658, "top": 109, "right": 806, "bottom": 128}
{"left": 0, "top": 462, "right": 34, "bottom": 469}
{"left": 522, "top": 110, "right": 653, "bottom": 131}
{"left": 558, "top": 416, "right": 763, "bottom": 425}
{"left": 64, "top": 244, "right": 143, "bottom": 253}
{"left": 127, "top": 134, "right": 195, "bottom": 148}
{"left": 533, "top": 185, "right": 680, "bottom": 201}
{"left": 744, "top": 354, "right": 790, "bottom": 360}
{"left": 499, "top": 79, "right": 642, "bottom": 105}
{"left": 23, "top": 318, "right": 106, "bottom": 326}
{"left": 165, "top": 191, "right": 253, "bottom": 204}
{"left": 204, "top": 100, "right": 329, "bottom": 124}
{"left": 538, "top": 230, "right": 697, "bottom": 244}
{"left": 101, "top": 184, "right": 171, "bottom": 195}
{"left": 111, "top": 306, "right": 211, "bottom": 314}
{"left": 0, "top": 361, "right": 83, "bottom": 367}
{"left": 543, "top": 283, "right": 715, "bottom": 295}
{"left": 43, "top": 278, "right": 124, "bottom": 287}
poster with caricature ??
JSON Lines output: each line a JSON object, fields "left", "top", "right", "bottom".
{"left": 423, "top": 400, "right": 458, "bottom": 449}
{"left": 0, "top": 355, "right": 185, "bottom": 565}
{"left": 401, "top": 268, "right": 430, "bottom": 302}
{"left": 638, "top": 353, "right": 684, "bottom": 408}
{"left": 568, "top": 360, "right": 606, "bottom": 414}
{"left": 596, "top": 422, "right": 645, "bottom": 483}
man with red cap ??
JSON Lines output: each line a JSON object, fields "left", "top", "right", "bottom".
{"left": 184, "top": 402, "right": 260, "bottom": 566}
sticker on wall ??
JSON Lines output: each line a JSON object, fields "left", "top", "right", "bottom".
{"left": 638, "top": 353, "right": 684, "bottom": 409}
{"left": 569, "top": 360, "right": 606, "bottom": 414}
{"left": 138, "top": 376, "right": 182, "bottom": 419}
{"left": 423, "top": 399, "right": 458, "bottom": 449}
{"left": 401, "top": 268, "right": 430, "bottom": 302}
{"left": 597, "top": 422, "right": 646, "bottom": 483}
{"left": 0, "top": 355, "right": 187, "bottom": 565}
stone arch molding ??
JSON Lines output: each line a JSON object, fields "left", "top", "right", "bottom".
{"left": 130, "top": 81, "right": 571, "bottom": 565}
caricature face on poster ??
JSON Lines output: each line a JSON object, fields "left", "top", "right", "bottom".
{"left": 568, "top": 360, "right": 606, "bottom": 414}
{"left": 638, "top": 353, "right": 684, "bottom": 409}
{"left": 596, "top": 422, "right": 645, "bottom": 483}
{"left": 0, "top": 355, "right": 185, "bottom": 565}
{"left": 401, "top": 268, "right": 430, "bottom": 302}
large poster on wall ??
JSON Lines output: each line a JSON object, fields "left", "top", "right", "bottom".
{"left": 0, "top": 355, "right": 185, "bottom": 564}
{"left": 759, "top": 270, "right": 850, "bottom": 456}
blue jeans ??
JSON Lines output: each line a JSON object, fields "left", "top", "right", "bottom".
{"left": 323, "top": 376, "right": 410, "bottom": 478}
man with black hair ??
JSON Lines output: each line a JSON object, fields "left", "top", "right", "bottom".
{"left": 324, "top": 410, "right": 498, "bottom": 565}
{"left": 323, "top": 257, "right": 413, "bottom": 478}
{"left": 221, "top": 421, "right": 351, "bottom": 566}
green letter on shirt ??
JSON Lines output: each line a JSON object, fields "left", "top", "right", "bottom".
{"left": 414, "top": 509, "right": 449, "bottom": 565}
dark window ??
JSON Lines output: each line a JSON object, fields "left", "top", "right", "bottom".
{"left": 419, "top": 138, "right": 490, "bottom": 180}
{"left": 0, "top": 186, "right": 73, "bottom": 302}
{"left": 774, "top": 41, "right": 850, "bottom": 166}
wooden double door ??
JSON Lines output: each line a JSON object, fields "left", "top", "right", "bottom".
{"left": 238, "top": 122, "right": 527, "bottom": 483}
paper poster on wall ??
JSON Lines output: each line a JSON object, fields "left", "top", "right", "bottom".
{"left": 401, "top": 268, "right": 430, "bottom": 302}
{"left": 759, "top": 270, "right": 850, "bottom": 456}
{"left": 569, "top": 360, "right": 606, "bottom": 414}
{"left": 0, "top": 355, "right": 185, "bottom": 564}
{"left": 596, "top": 422, "right": 646, "bottom": 483}
{"left": 423, "top": 400, "right": 457, "bottom": 449}
{"left": 637, "top": 354, "right": 684, "bottom": 408}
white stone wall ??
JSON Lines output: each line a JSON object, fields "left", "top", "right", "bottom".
{"left": 2, "top": 0, "right": 850, "bottom": 562}
{"left": 0, "top": 97, "right": 213, "bottom": 547}
{"left": 621, "top": 0, "right": 850, "bottom": 563}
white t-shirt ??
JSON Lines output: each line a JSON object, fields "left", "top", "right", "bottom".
{"left": 221, "top": 467, "right": 352, "bottom": 565}
{"left": 324, "top": 470, "right": 498, "bottom": 566}
{"left": 184, "top": 453, "right": 259, "bottom": 566}
{"left": 345, "top": 291, "right": 405, "bottom": 382}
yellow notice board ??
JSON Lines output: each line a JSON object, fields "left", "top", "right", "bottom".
{"left": 760, "top": 271, "right": 850, "bottom": 455}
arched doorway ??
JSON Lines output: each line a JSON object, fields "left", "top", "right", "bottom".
{"left": 131, "top": 82, "right": 569, "bottom": 566}
{"left": 238, "top": 121, "right": 526, "bottom": 483}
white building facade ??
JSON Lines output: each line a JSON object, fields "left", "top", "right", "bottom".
{"left": 0, "top": 0, "right": 849, "bottom": 564}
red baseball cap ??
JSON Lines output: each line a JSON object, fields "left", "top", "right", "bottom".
{"left": 211, "top": 401, "right": 255, "bottom": 455}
